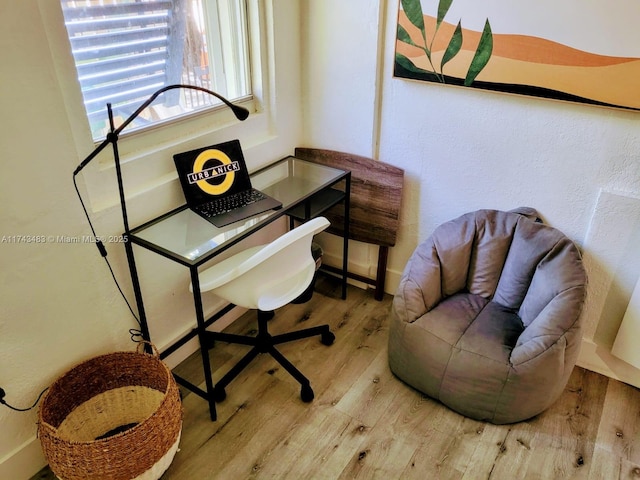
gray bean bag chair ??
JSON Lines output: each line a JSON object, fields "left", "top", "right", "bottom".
{"left": 388, "top": 208, "right": 587, "bottom": 424}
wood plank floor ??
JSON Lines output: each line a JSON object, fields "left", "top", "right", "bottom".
{"left": 32, "top": 276, "right": 640, "bottom": 479}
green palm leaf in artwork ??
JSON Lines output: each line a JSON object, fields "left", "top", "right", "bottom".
{"left": 400, "top": 0, "right": 439, "bottom": 79}
{"left": 440, "top": 20, "right": 463, "bottom": 73}
{"left": 436, "top": 0, "right": 454, "bottom": 30}
{"left": 401, "top": 0, "right": 426, "bottom": 38}
{"left": 397, "top": 24, "right": 418, "bottom": 48}
{"left": 396, "top": 0, "right": 493, "bottom": 86}
{"left": 396, "top": 53, "right": 428, "bottom": 75}
{"left": 465, "top": 19, "right": 493, "bottom": 86}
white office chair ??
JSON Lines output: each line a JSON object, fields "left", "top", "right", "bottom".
{"left": 193, "top": 216, "right": 335, "bottom": 403}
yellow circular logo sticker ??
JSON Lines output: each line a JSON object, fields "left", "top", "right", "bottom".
{"left": 192, "top": 149, "right": 235, "bottom": 195}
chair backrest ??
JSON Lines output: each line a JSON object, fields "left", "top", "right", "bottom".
{"left": 199, "top": 217, "right": 330, "bottom": 311}
{"left": 431, "top": 209, "right": 586, "bottom": 327}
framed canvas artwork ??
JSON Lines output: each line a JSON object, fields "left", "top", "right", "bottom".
{"left": 394, "top": 0, "right": 640, "bottom": 111}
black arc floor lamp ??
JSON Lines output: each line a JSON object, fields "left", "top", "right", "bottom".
{"left": 72, "top": 84, "right": 249, "bottom": 349}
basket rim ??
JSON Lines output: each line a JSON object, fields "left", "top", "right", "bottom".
{"left": 38, "top": 350, "right": 179, "bottom": 445}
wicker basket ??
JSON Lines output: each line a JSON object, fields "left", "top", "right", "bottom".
{"left": 38, "top": 343, "right": 182, "bottom": 480}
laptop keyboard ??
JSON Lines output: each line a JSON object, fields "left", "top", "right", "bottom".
{"left": 196, "top": 189, "right": 268, "bottom": 217}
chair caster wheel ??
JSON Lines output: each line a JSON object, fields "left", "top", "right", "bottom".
{"left": 301, "top": 384, "right": 314, "bottom": 402}
{"left": 321, "top": 331, "right": 335, "bottom": 346}
{"left": 213, "top": 387, "right": 226, "bottom": 402}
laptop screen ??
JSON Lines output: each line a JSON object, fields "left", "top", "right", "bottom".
{"left": 173, "top": 139, "right": 252, "bottom": 207}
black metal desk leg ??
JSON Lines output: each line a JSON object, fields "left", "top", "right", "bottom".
{"left": 190, "top": 268, "right": 217, "bottom": 421}
{"left": 123, "top": 238, "right": 152, "bottom": 351}
{"left": 341, "top": 173, "right": 351, "bottom": 300}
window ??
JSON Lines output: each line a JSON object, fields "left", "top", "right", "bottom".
{"left": 60, "top": 0, "right": 251, "bottom": 140}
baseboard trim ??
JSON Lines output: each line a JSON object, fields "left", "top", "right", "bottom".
{"left": 0, "top": 436, "right": 46, "bottom": 480}
{"left": 577, "top": 338, "right": 640, "bottom": 389}
{"left": 159, "top": 303, "right": 247, "bottom": 369}
{"left": 1, "top": 303, "right": 248, "bottom": 480}
{"left": 321, "top": 250, "right": 403, "bottom": 296}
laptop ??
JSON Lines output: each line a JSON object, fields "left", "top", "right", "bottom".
{"left": 173, "top": 139, "right": 282, "bottom": 227}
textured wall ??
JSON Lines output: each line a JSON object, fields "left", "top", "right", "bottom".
{"left": 300, "top": 0, "right": 640, "bottom": 387}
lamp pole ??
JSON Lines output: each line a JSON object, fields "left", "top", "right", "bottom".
{"left": 73, "top": 84, "right": 249, "bottom": 350}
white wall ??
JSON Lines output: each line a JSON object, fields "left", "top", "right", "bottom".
{"left": 3, "top": 0, "right": 640, "bottom": 477}
{"left": 0, "top": 1, "right": 302, "bottom": 478}
{"left": 300, "top": 0, "right": 388, "bottom": 279}
{"left": 301, "top": 0, "right": 640, "bottom": 387}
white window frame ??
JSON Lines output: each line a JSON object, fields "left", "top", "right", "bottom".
{"left": 59, "top": 0, "right": 253, "bottom": 141}
{"left": 205, "top": 0, "right": 251, "bottom": 100}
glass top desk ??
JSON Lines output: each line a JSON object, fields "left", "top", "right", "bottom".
{"left": 127, "top": 155, "right": 351, "bottom": 420}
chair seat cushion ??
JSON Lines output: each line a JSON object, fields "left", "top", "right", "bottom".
{"left": 457, "top": 300, "right": 524, "bottom": 363}
{"left": 391, "top": 293, "right": 525, "bottom": 419}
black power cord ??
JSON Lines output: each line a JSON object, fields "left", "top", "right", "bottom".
{"left": 1, "top": 176, "right": 146, "bottom": 411}
{"left": 72, "top": 173, "right": 143, "bottom": 342}
{"left": 0, "top": 386, "right": 49, "bottom": 412}
{"left": 0, "top": 180, "right": 142, "bottom": 415}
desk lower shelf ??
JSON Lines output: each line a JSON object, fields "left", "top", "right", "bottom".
{"left": 286, "top": 188, "right": 345, "bottom": 222}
